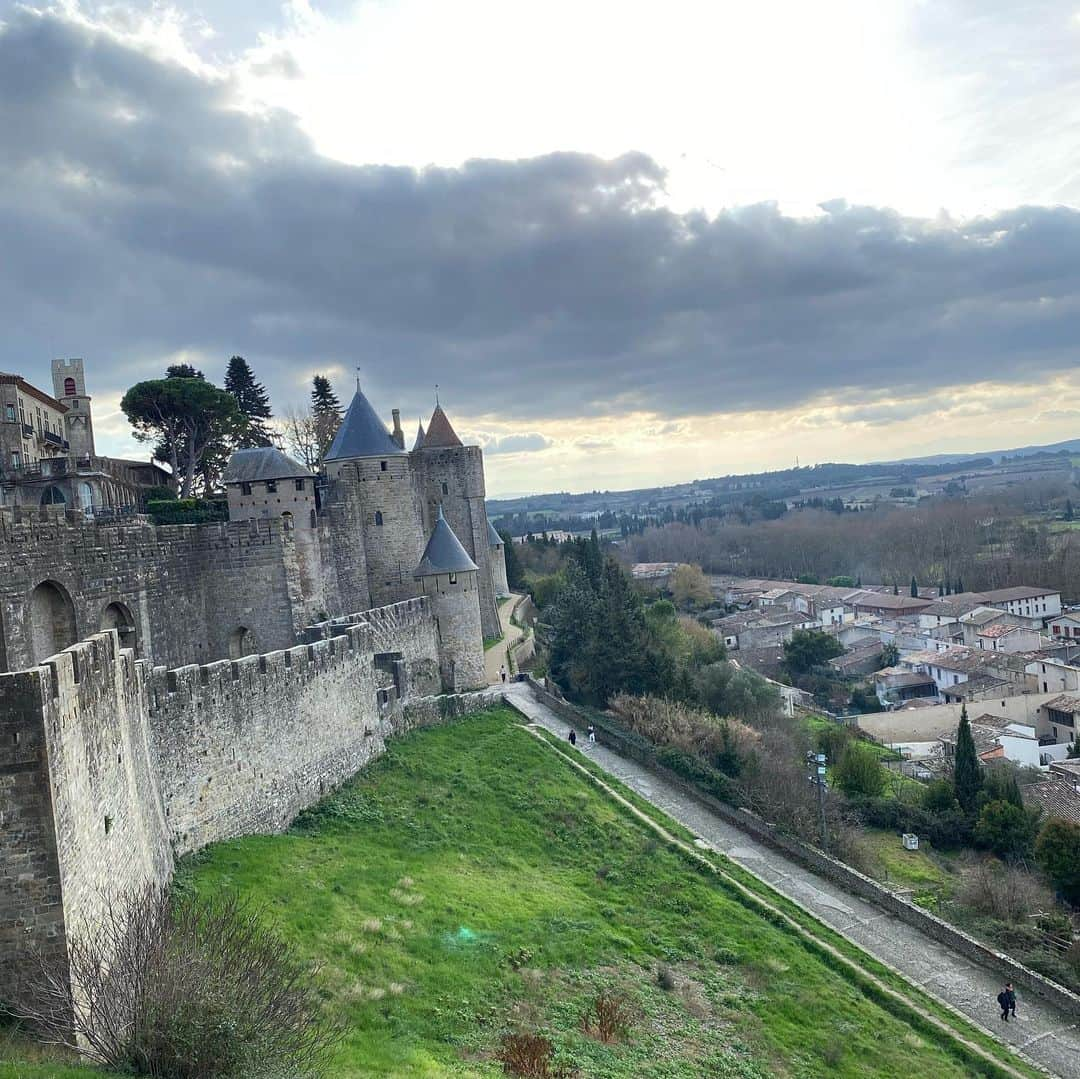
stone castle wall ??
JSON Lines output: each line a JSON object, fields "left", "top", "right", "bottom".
{"left": 0, "top": 509, "right": 307, "bottom": 672}
{"left": 0, "top": 597, "right": 446, "bottom": 995}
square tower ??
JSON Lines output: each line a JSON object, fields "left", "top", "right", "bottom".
{"left": 51, "top": 358, "right": 95, "bottom": 457}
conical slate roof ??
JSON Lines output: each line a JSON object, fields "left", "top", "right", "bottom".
{"left": 412, "top": 420, "right": 426, "bottom": 451}
{"left": 414, "top": 506, "right": 478, "bottom": 577}
{"left": 222, "top": 446, "right": 313, "bottom": 484}
{"left": 487, "top": 518, "right": 503, "bottom": 547}
{"left": 422, "top": 405, "right": 463, "bottom": 448}
{"left": 324, "top": 385, "right": 405, "bottom": 462}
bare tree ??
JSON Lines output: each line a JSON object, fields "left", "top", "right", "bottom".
{"left": 13, "top": 883, "right": 339, "bottom": 1078}
{"left": 283, "top": 406, "right": 322, "bottom": 473}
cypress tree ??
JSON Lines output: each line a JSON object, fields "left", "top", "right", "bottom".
{"left": 955, "top": 577, "right": 964, "bottom": 594}
{"left": 310, "top": 375, "right": 343, "bottom": 464}
{"left": 910, "top": 576, "right": 918, "bottom": 598}
{"left": 954, "top": 705, "right": 982, "bottom": 813}
{"left": 892, "top": 582, "right": 899, "bottom": 596}
{"left": 224, "top": 356, "right": 273, "bottom": 447}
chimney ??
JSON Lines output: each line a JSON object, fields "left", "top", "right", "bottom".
{"left": 391, "top": 408, "right": 404, "bottom": 449}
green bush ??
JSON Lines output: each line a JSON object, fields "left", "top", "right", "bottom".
{"left": 974, "top": 800, "right": 1040, "bottom": 861}
{"left": 1036, "top": 817, "right": 1080, "bottom": 904}
{"left": 656, "top": 745, "right": 739, "bottom": 805}
{"left": 922, "top": 780, "right": 958, "bottom": 814}
{"left": 142, "top": 484, "right": 177, "bottom": 502}
{"left": 833, "top": 742, "right": 885, "bottom": 798}
{"left": 147, "top": 498, "right": 229, "bottom": 525}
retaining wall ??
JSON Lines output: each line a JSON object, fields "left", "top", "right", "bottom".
{"left": 519, "top": 678, "right": 1080, "bottom": 1019}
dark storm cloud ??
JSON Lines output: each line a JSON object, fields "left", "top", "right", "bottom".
{"left": 2, "top": 9, "right": 1080, "bottom": 431}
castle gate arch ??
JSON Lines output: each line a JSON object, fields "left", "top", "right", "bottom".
{"left": 229, "top": 626, "right": 256, "bottom": 659}
{"left": 40, "top": 485, "right": 66, "bottom": 506}
{"left": 100, "top": 601, "right": 138, "bottom": 654}
{"left": 29, "top": 580, "right": 77, "bottom": 663}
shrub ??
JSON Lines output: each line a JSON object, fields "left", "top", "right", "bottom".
{"left": 581, "top": 989, "right": 634, "bottom": 1044}
{"left": 496, "top": 1032, "right": 572, "bottom": 1078}
{"left": 973, "top": 800, "right": 1040, "bottom": 861}
{"left": 957, "top": 860, "right": 1053, "bottom": 922}
{"left": 13, "top": 884, "right": 338, "bottom": 1078}
{"left": 656, "top": 965, "right": 678, "bottom": 991}
{"left": 833, "top": 742, "right": 885, "bottom": 798}
{"left": 816, "top": 723, "right": 852, "bottom": 765}
{"left": 922, "top": 780, "right": 958, "bottom": 814}
{"left": 1036, "top": 817, "right": 1080, "bottom": 905}
{"left": 147, "top": 498, "right": 229, "bottom": 525}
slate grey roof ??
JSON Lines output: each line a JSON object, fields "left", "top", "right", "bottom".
{"left": 487, "top": 518, "right": 503, "bottom": 546}
{"left": 324, "top": 385, "right": 405, "bottom": 461}
{"left": 222, "top": 447, "right": 313, "bottom": 484}
{"left": 414, "top": 507, "right": 478, "bottom": 577}
{"left": 412, "top": 420, "right": 426, "bottom": 451}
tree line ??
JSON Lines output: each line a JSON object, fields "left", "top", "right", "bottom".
{"left": 624, "top": 490, "right": 1080, "bottom": 601}
{"left": 121, "top": 361, "right": 347, "bottom": 497}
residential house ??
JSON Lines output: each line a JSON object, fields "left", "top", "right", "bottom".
{"left": 875, "top": 666, "right": 938, "bottom": 707}
{"left": 1047, "top": 612, "right": 1080, "bottom": 642}
{"left": 1036, "top": 694, "right": 1080, "bottom": 745}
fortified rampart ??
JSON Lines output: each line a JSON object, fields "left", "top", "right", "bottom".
{"left": 0, "top": 597, "right": 447, "bottom": 995}
{"left": 0, "top": 508, "right": 313, "bottom": 672}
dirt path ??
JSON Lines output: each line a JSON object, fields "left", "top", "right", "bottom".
{"left": 484, "top": 593, "right": 525, "bottom": 685}
{"left": 503, "top": 680, "right": 1080, "bottom": 1078}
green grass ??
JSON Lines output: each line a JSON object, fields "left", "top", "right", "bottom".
{"left": 177, "top": 708, "right": 1033, "bottom": 1077}
{"left": 3, "top": 709, "right": 1037, "bottom": 1078}
{"left": 482, "top": 634, "right": 504, "bottom": 651}
{"left": 527, "top": 725, "right": 1039, "bottom": 1078}
{"left": 858, "top": 829, "right": 957, "bottom": 897}
{"left": 0, "top": 1027, "right": 100, "bottom": 1078}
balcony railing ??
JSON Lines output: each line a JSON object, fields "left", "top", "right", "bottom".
{"left": 43, "top": 430, "right": 63, "bottom": 447}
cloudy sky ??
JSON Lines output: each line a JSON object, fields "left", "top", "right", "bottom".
{"left": 2, "top": 1, "right": 1080, "bottom": 496}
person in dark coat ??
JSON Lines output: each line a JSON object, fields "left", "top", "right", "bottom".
{"left": 568, "top": 729, "right": 577, "bottom": 746}
{"left": 997, "top": 983, "right": 1016, "bottom": 1021}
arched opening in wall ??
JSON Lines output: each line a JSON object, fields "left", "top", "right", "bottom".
{"left": 229, "top": 626, "right": 256, "bottom": 659}
{"left": 100, "top": 602, "right": 137, "bottom": 654}
{"left": 64, "top": 377, "right": 76, "bottom": 397}
{"left": 309, "top": 508, "right": 317, "bottom": 529}
{"left": 40, "top": 485, "right": 66, "bottom": 507}
{"left": 281, "top": 511, "right": 293, "bottom": 531}
{"left": 29, "top": 580, "right": 77, "bottom": 663}
{"left": 79, "top": 481, "right": 94, "bottom": 516}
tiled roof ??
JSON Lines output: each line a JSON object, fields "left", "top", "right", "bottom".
{"left": 422, "top": 405, "right": 463, "bottom": 448}
{"left": 1044, "top": 694, "right": 1080, "bottom": 715}
{"left": 1023, "top": 775, "right": 1080, "bottom": 825}
{"left": 324, "top": 385, "right": 405, "bottom": 461}
{"left": 222, "top": 447, "right": 314, "bottom": 484}
{"left": 412, "top": 420, "right": 426, "bottom": 450}
{"left": 414, "top": 506, "right": 478, "bottom": 577}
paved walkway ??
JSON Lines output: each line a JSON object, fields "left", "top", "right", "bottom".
{"left": 484, "top": 594, "right": 525, "bottom": 685}
{"left": 502, "top": 681, "right": 1080, "bottom": 1079}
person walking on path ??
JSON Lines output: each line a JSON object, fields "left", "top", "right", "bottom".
{"left": 500, "top": 664, "right": 507, "bottom": 683}
{"left": 568, "top": 729, "right": 577, "bottom": 746}
{"left": 997, "top": 984, "right": 1017, "bottom": 1021}
{"left": 587, "top": 724, "right": 596, "bottom": 744}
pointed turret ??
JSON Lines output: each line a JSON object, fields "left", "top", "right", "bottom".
{"left": 412, "top": 419, "right": 426, "bottom": 451}
{"left": 414, "top": 506, "right": 478, "bottom": 578}
{"left": 324, "top": 384, "right": 405, "bottom": 462}
{"left": 422, "top": 404, "right": 463, "bottom": 449}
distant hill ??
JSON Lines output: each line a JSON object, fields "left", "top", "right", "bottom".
{"left": 488, "top": 436, "right": 1078, "bottom": 524}
{"left": 889, "top": 438, "right": 1080, "bottom": 467}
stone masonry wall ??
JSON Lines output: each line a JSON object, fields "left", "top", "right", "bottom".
{"left": 0, "top": 509, "right": 305, "bottom": 672}
{"left": 0, "top": 597, "right": 446, "bottom": 999}
{"left": 0, "top": 632, "right": 172, "bottom": 993}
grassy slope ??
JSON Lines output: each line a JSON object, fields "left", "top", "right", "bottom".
{"left": 181, "top": 708, "right": 1026, "bottom": 1078}
{"left": 1, "top": 707, "right": 1034, "bottom": 1078}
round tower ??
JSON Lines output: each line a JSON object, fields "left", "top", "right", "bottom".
{"left": 488, "top": 517, "right": 510, "bottom": 597}
{"left": 323, "top": 383, "right": 426, "bottom": 610}
{"left": 413, "top": 404, "right": 501, "bottom": 639}
{"left": 414, "top": 506, "right": 484, "bottom": 691}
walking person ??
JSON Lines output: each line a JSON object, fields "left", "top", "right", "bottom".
{"left": 568, "top": 729, "right": 577, "bottom": 746}
{"left": 997, "top": 983, "right": 1017, "bottom": 1021}
{"left": 587, "top": 724, "right": 596, "bottom": 744}
{"left": 499, "top": 663, "right": 507, "bottom": 684}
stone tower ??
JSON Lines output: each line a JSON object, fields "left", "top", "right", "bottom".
{"left": 488, "top": 517, "right": 510, "bottom": 597}
{"left": 413, "top": 405, "right": 501, "bottom": 640}
{"left": 51, "top": 357, "right": 95, "bottom": 457}
{"left": 414, "top": 506, "right": 484, "bottom": 690}
{"left": 323, "top": 384, "right": 426, "bottom": 611}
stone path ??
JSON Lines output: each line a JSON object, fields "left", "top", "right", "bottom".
{"left": 502, "top": 681, "right": 1080, "bottom": 1079}
{"left": 484, "top": 594, "right": 525, "bottom": 685}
